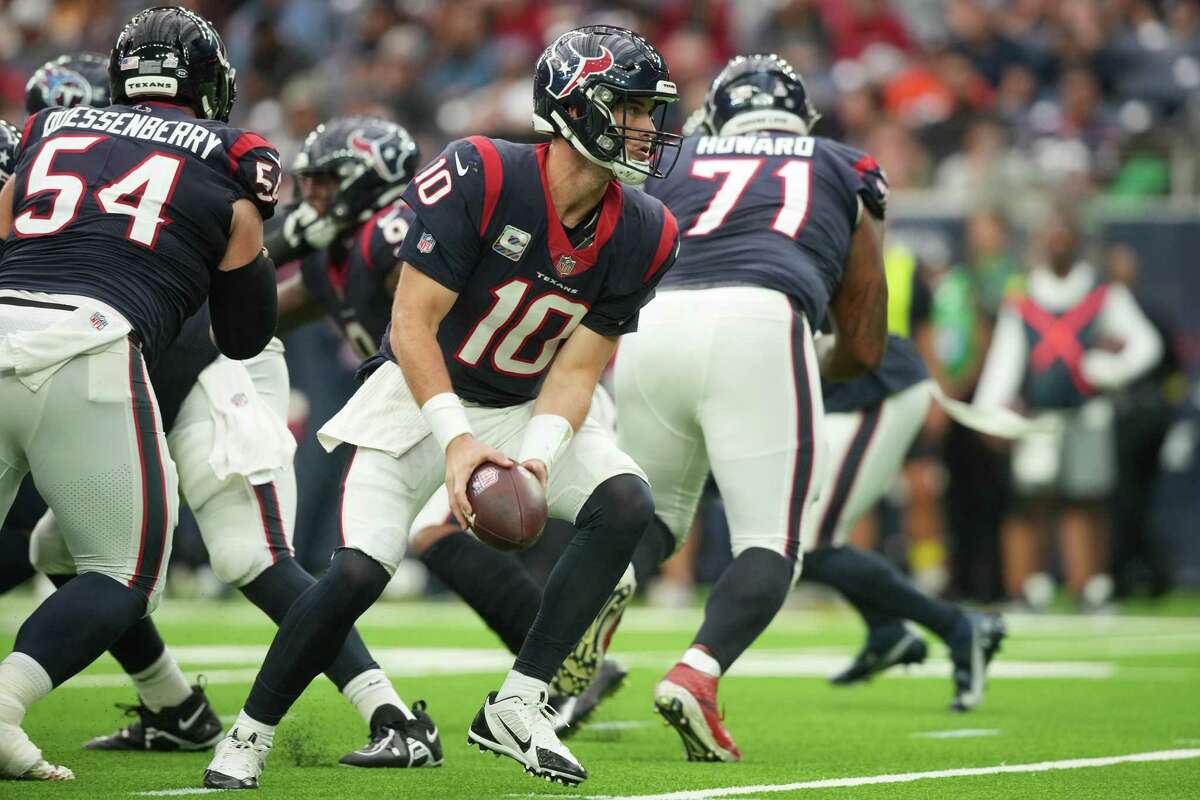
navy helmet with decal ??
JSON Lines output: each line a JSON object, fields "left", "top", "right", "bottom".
{"left": 26, "top": 52, "right": 111, "bottom": 113}
{"left": 293, "top": 115, "right": 420, "bottom": 223}
{"left": 108, "top": 6, "right": 236, "bottom": 122}
{"left": 533, "top": 24, "right": 681, "bottom": 185}
{"left": 703, "top": 54, "right": 820, "bottom": 137}
{"left": 0, "top": 119, "right": 20, "bottom": 189}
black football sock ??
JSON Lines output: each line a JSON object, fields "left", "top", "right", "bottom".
{"left": 0, "top": 527, "right": 36, "bottom": 594}
{"left": 14, "top": 572, "right": 146, "bottom": 686}
{"left": 800, "top": 547, "right": 897, "bottom": 629}
{"left": 240, "top": 556, "right": 380, "bottom": 690}
{"left": 515, "top": 475, "right": 653, "bottom": 682}
{"left": 801, "top": 545, "right": 963, "bottom": 640}
{"left": 244, "top": 549, "right": 389, "bottom": 725}
{"left": 694, "top": 547, "right": 794, "bottom": 672}
{"left": 419, "top": 530, "right": 538, "bottom": 655}
{"left": 631, "top": 515, "right": 676, "bottom": 585}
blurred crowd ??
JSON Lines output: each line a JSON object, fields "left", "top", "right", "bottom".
{"left": 4, "top": 0, "right": 1200, "bottom": 214}
{"left": 2, "top": 0, "right": 1198, "bottom": 609}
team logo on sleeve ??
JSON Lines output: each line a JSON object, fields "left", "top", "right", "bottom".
{"left": 417, "top": 232, "right": 436, "bottom": 253}
{"left": 555, "top": 255, "right": 578, "bottom": 278}
{"left": 548, "top": 36, "right": 615, "bottom": 99}
{"left": 492, "top": 225, "right": 531, "bottom": 262}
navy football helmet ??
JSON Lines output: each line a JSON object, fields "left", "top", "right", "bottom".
{"left": 293, "top": 116, "right": 420, "bottom": 224}
{"left": 26, "top": 52, "right": 111, "bottom": 113}
{"left": 533, "top": 25, "right": 681, "bottom": 185}
{"left": 0, "top": 120, "right": 20, "bottom": 190}
{"left": 704, "top": 54, "right": 820, "bottom": 137}
{"left": 109, "top": 6, "right": 236, "bottom": 122}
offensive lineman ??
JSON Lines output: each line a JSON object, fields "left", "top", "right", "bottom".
{"left": 0, "top": 7, "right": 278, "bottom": 781}
{"left": 620, "top": 54, "right": 890, "bottom": 761}
{"left": 204, "top": 25, "right": 681, "bottom": 789}
{"left": 17, "top": 72, "right": 440, "bottom": 766}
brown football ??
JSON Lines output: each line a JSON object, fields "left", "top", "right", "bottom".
{"left": 466, "top": 462, "right": 548, "bottom": 552}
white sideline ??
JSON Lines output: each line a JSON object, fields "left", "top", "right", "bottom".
{"left": 553, "top": 749, "right": 1200, "bottom": 800}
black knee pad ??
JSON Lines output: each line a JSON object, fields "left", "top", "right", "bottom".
{"left": 577, "top": 474, "right": 654, "bottom": 546}
{"left": 326, "top": 549, "right": 391, "bottom": 615}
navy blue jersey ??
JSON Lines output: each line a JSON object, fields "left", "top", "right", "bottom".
{"left": 823, "top": 335, "right": 929, "bottom": 413}
{"left": 147, "top": 305, "right": 219, "bottom": 431}
{"left": 377, "top": 137, "right": 678, "bottom": 406}
{"left": 0, "top": 102, "right": 281, "bottom": 360}
{"left": 300, "top": 201, "right": 414, "bottom": 360}
{"left": 644, "top": 132, "right": 888, "bottom": 326}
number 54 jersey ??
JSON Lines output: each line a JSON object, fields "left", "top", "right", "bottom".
{"left": 378, "top": 137, "right": 679, "bottom": 407}
{"left": 644, "top": 131, "right": 888, "bottom": 327}
{"left": 0, "top": 102, "right": 281, "bottom": 361}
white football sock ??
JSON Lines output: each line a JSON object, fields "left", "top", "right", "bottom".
{"left": 130, "top": 649, "right": 192, "bottom": 713}
{"left": 498, "top": 669, "right": 549, "bottom": 701}
{"left": 681, "top": 646, "right": 722, "bottom": 678}
{"left": 0, "top": 653, "right": 52, "bottom": 726}
{"left": 341, "top": 668, "right": 412, "bottom": 723}
{"left": 232, "top": 710, "right": 275, "bottom": 747}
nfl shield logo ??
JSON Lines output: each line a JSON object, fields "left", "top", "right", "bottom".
{"left": 417, "top": 232, "right": 436, "bottom": 254}
{"left": 555, "top": 255, "right": 577, "bottom": 278}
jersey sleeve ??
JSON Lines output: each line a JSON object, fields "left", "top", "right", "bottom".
{"left": 359, "top": 202, "right": 415, "bottom": 274}
{"left": 826, "top": 142, "right": 889, "bottom": 225}
{"left": 227, "top": 130, "right": 282, "bottom": 221}
{"left": 398, "top": 139, "right": 488, "bottom": 292}
{"left": 583, "top": 207, "right": 680, "bottom": 337}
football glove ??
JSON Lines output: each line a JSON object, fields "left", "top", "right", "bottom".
{"left": 282, "top": 201, "right": 341, "bottom": 250}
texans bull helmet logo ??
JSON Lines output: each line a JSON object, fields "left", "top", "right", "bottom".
{"left": 547, "top": 35, "right": 615, "bottom": 100}
{"left": 348, "top": 126, "right": 413, "bottom": 183}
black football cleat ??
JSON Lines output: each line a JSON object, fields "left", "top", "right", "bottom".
{"left": 84, "top": 684, "right": 222, "bottom": 751}
{"left": 339, "top": 701, "right": 443, "bottom": 768}
{"left": 830, "top": 625, "right": 928, "bottom": 686}
{"left": 948, "top": 612, "right": 1006, "bottom": 712}
{"left": 551, "top": 659, "right": 627, "bottom": 738}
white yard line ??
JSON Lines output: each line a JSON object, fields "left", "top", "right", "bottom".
{"left": 551, "top": 748, "right": 1200, "bottom": 800}
{"left": 585, "top": 721, "right": 653, "bottom": 731}
{"left": 911, "top": 728, "right": 1000, "bottom": 739}
{"left": 57, "top": 647, "right": 1139, "bottom": 688}
{"left": 132, "top": 789, "right": 224, "bottom": 797}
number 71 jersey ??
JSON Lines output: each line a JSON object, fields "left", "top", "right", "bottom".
{"left": 0, "top": 102, "right": 281, "bottom": 361}
{"left": 382, "top": 137, "right": 679, "bottom": 407}
{"left": 644, "top": 132, "right": 888, "bottom": 328}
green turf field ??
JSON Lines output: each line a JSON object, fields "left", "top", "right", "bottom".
{"left": 2, "top": 592, "right": 1198, "bottom": 798}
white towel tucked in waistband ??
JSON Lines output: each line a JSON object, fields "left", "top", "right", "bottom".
{"left": 932, "top": 384, "right": 1061, "bottom": 439}
{"left": 197, "top": 357, "right": 296, "bottom": 484}
{"left": 0, "top": 293, "right": 132, "bottom": 392}
{"left": 317, "top": 360, "right": 430, "bottom": 458}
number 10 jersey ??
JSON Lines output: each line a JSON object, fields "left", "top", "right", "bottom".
{"left": 376, "top": 137, "right": 679, "bottom": 408}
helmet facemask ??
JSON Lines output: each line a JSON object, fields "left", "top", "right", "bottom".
{"left": 543, "top": 81, "right": 681, "bottom": 185}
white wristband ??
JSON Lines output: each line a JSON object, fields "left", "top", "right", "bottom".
{"left": 517, "top": 414, "right": 574, "bottom": 471}
{"left": 421, "top": 392, "right": 472, "bottom": 451}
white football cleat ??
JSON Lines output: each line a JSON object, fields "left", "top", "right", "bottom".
{"left": 202, "top": 727, "right": 271, "bottom": 789}
{"left": 467, "top": 691, "right": 587, "bottom": 785}
{"left": 0, "top": 721, "right": 71, "bottom": 781}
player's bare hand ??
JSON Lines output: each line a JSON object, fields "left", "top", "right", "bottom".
{"left": 445, "top": 434, "right": 512, "bottom": 530}
{"left": 521, "top": 459, "right": 548, "bottom": 490}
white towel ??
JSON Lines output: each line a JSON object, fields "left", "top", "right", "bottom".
{"left": 317, "top": 360, "right": 431, "bottom": 457}
{"left": 0, "top": 301, "right": 131, "bottom": 392}
{"left": 197, "top": 357, "right": 296, "bottom": 484}
{"left": 933, "top": 384, "right": 1061, "bottom": 439}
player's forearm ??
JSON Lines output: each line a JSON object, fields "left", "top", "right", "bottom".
{"left": 392, "top": 315, "right": 454, "bottom": 407}
{"left": 532, "top": 366, "right": 595, "bottom": 432}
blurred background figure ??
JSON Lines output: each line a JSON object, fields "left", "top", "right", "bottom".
{"left": 974, "top": 210, "right": 1163, "bottom": 610}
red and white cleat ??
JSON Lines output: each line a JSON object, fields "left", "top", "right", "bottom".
{"left": 653, "top": 663, "right": 742, "bottom": 762}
